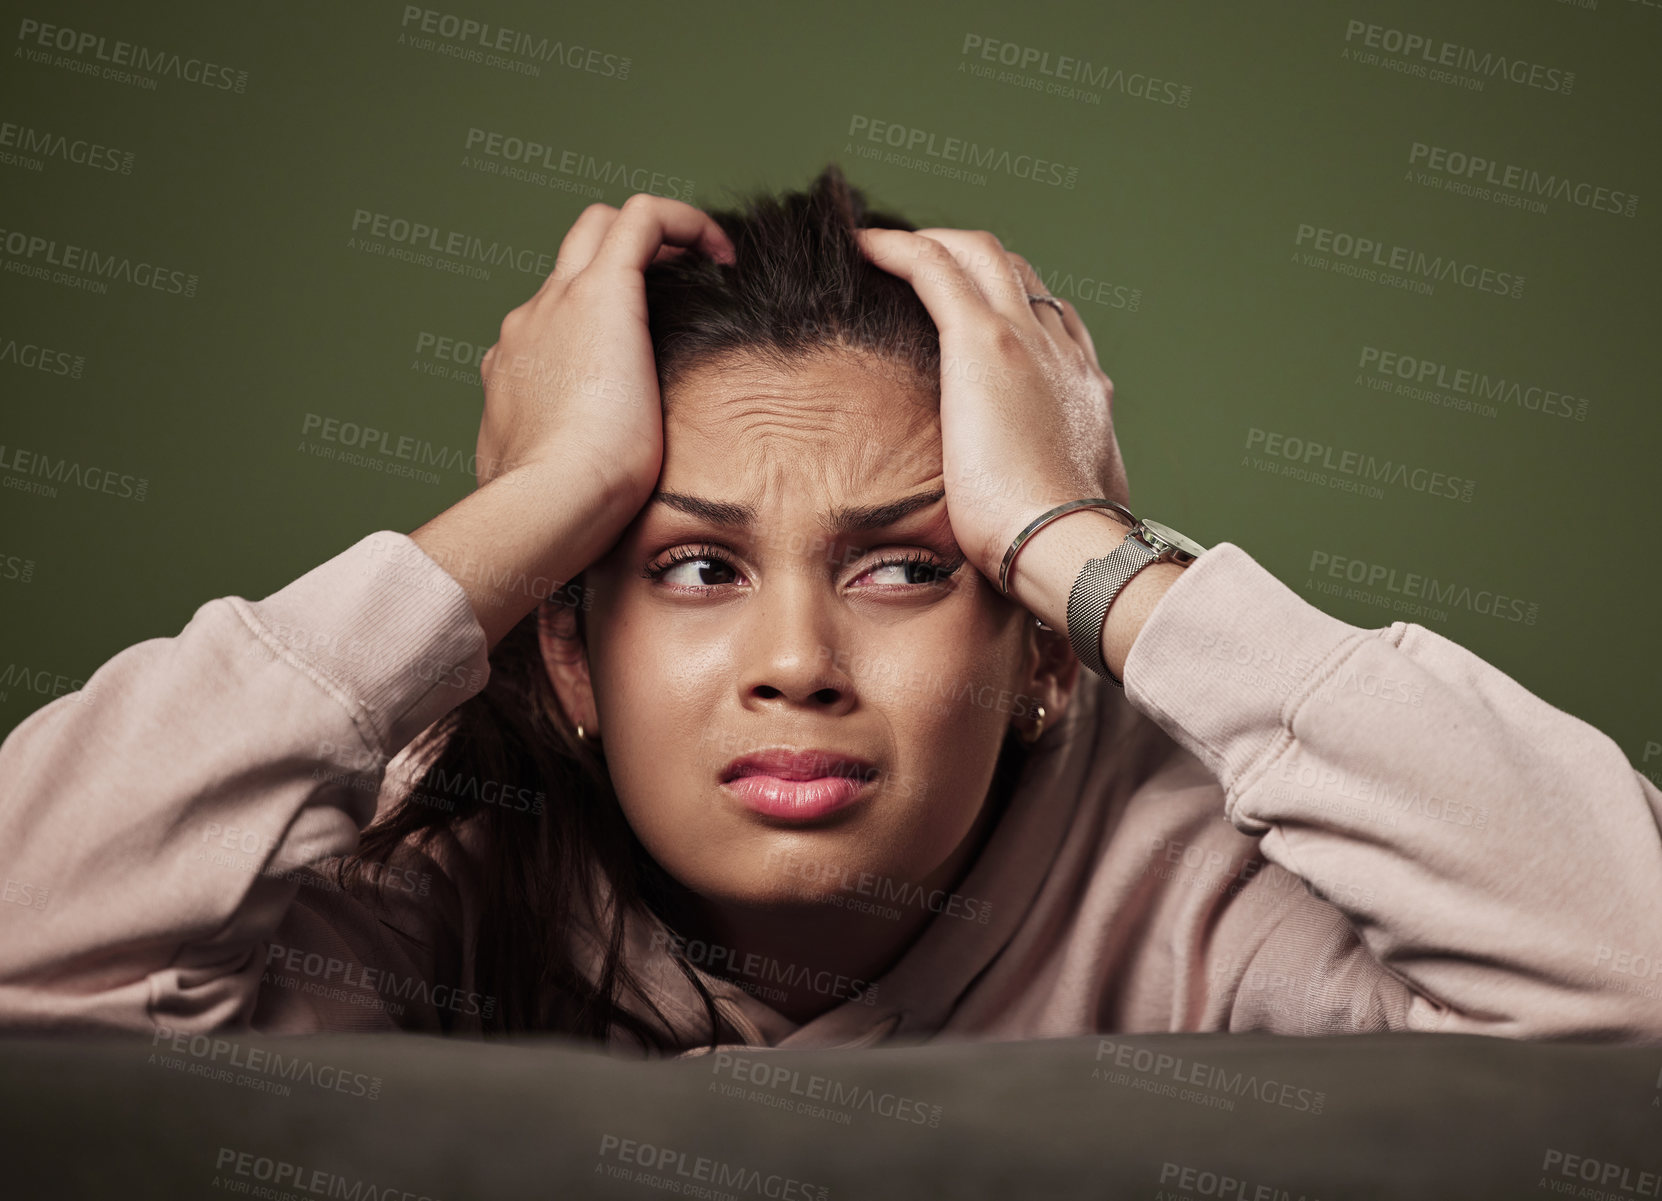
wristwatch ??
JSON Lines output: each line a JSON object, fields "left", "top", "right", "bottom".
{"left": 1066, "top": 517, "right": 1207, "bottom": 687}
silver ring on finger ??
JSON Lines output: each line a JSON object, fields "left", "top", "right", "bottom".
{"left": 1026, "top": 293, "right": 1064, "bottom": 318}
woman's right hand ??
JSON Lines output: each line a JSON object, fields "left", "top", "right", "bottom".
{"left": 411, "top": 194, "right": 736, "bottom": 647}
{"left": 476, "top": 195, "right": 735, "bottom": 507}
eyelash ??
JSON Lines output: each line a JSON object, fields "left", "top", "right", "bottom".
{"left": 641, "top": 543, "right": 964, "bottom": 592}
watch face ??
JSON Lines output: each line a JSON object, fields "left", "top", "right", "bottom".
{"left": 1138, "top": 519, "right": 1207, "bottom": 562}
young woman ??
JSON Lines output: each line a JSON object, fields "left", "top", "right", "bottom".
{"left": 1, "top": 166, "right": 1657, "bottom": 1053}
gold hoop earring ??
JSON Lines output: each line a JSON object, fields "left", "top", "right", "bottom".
{"left": 1019, "top": 703, "right": 1048, "bottom": 745}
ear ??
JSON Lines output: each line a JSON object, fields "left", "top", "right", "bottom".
{"left": 1016, "top": 619, "right": 1082, "bottom": 740}
{"left": 537, "top": 598, "right": 598, "bottom": 735}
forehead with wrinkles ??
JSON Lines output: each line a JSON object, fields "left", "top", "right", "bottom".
{"left": 661, "top": 350, "right": 943, "bottom": 500}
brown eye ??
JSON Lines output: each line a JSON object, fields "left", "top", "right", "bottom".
{"left": 644, "top": 546, "right": 742, "bottom": 589}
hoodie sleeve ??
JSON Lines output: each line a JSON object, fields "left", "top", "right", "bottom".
{"left": 1122, "top": 542, "right": 1662, "bottom": 1041}
{"left": 0, "top": 530, "right": 490, "bottom": 1036}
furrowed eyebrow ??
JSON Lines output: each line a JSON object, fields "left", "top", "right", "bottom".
{"left": 650, "top": 487, "right": 946, "bottom": 536}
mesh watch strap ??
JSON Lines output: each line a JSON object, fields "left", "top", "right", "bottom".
{"left": 1066, "top": 533, "right": 1158, "bottom": 685}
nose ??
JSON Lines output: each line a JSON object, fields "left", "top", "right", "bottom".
{"left": 736, "top": 572, "right": 856, "bottom": 715}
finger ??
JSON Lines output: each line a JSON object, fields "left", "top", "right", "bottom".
{"left": 1003, "top": 251, "right": 1069, "bottom": 341}
{"left": 854, "top": 227, "right": 1006, "bottom": 334}
{"left": 650, "top": 243, "right": 697, "bottom": 265}
{"left": 1001, "top": 249, "right": 1101, "bottom": 364}
{"left": 542, "top": 203, "right": 620, "bottom": 297}
{"left": 588, "top": 193, "right": 737, "bottom": 276}
{"left": 908, "top": 228, "right": 1036, "bottom": 325}
{"left": 1052, "top": 295, "right": 1098, "bottom": 364}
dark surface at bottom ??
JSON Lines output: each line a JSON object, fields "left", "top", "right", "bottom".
{"left": 0, "top": 1030, "right": 1658, "bottom": 1200}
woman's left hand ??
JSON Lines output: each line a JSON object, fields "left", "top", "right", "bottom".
{"left": 854, "top": 226, "right": 1129, "bottom": 591}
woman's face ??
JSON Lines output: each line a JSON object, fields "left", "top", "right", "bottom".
{"left": 545, "top": 348, "right": 1071, "bottom": 909}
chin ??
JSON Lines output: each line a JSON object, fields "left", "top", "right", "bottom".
{"left": 653, "top": 833, "right": 920, "bottom": 913}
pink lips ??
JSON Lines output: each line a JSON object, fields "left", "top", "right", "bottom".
{"left": 720, "top": 748, "right": 877, "bottom": 822}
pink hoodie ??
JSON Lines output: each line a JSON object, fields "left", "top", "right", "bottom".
{"left": 1, "top": 529, "right": 1658, "bottom": 1051}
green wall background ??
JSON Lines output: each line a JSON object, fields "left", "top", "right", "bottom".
{"left": 2, "top": 0, "right": 1658, "bottom": 780}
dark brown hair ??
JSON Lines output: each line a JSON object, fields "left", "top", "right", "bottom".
{"left": 338, "top": 163, "right": 1025, "bottom": 1050}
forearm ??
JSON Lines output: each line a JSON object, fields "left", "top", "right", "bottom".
{"left": 1068, "top": 533, "right": 1662, "bottom": 1040}
{"left": 409, "top": 466, "right": 630, "bottom": 650}
{"left": 0, "top": 531, "right": 487, "bottom": 1032}
{"left": 1003, "top": 507, "right": 1188, "bottom": 684}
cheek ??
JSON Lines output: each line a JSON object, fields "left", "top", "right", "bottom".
{"left": 809, "top": 587, "right": 1023, "bottom": 813}
{"left": 863, "top": 629, "right": 1025, "bottom": 814}
{"left": 584, "top": 592, "right": 738, "bottom": 800}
